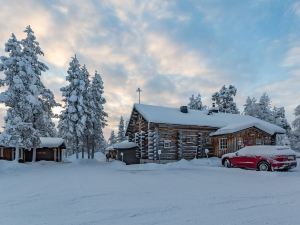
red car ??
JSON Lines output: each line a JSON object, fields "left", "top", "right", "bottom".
{"left": 222, "top": 145, "right": 297, "bottom": 171}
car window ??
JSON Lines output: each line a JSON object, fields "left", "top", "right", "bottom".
{"left": 237, "top": 147, "right": 248, "bottom": 156}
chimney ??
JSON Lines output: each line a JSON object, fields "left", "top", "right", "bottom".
{"left": 208, "top": 103, "right": 219, "bottom": 115}
{"left": 180, "top": 106, "right": 188, "bottom": 113}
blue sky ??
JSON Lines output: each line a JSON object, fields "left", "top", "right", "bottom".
{"left": 0, "top": 0, "right": 300, "bottom": 138}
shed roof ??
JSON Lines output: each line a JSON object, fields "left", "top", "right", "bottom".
{"left": 0, "top": 137, "right": 65, "bottom": 149}
{"left": 106, "top": 141, "right": 138, "bottom": 151}
{"left": 39, "top": 137, "right": 65, "bottom": 148}
{"left": 133, "top": 104, "right": 285, "bottom": 135}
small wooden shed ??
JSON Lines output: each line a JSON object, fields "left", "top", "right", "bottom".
{"left": 106, "top": 141, "right": 139, "bottom": 165}
{"left": 0, "top": 137, "right": 66, "bottom": 162}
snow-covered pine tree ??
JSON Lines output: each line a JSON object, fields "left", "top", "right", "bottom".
{"left": 117, "top": 116, "right": 126, "bottom": 142}
{"left": 256, "top": 93, "right": 273, "bottom": 123}
{"left": 212, "top": 85, "right": 239, "bottom": 114}
{"left": 272, "top": 106, "right": 291, "bottom": 131}
{"left": 244, "top": 96, "right": 259, "bottom": 117}
{"left": 79, "top": 65, "right": 90, "bottom": 159}
{"left": 21, "top": 26, "right": 58, "bottom": 137}
{"left": 188, "top": 93, "right": 206, "bottom": 110}
{"left": 0, "top": 34, "right": 41, "bottom": 160}
{"left": 0, "top": 26, "right": 57, "bottom": 161}
{"left": 58, "top": 56, "right": 87, "bottom": 159}
{"left": 244, "top": 94, "right": 290, "bottom": 130}
{"left": 108, "top": 131, "right": 117, "bottom": 146}
{"left": 290, "top": 105, "right": 300, "bottom": 151}
{"left": 90, "top": 71, "right": 107, "bottom": 157}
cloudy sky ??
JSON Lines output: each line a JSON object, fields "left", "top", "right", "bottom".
{"left": 0, "top": 0, "right": 300, "bottom": 138}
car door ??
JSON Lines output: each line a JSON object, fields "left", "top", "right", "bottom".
{"left": 236, "top": 148, "right": 258, "bottom": 169}
{"left": 229, "top": 151, "right": 247, "bottom": 167}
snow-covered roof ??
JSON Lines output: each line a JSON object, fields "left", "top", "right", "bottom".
{"left": 133, "top": 104, "right": 285, "bottom": 135}
{"left": 39, "top": 137, "right": 65, "bottom": 148}
{"left": 0, "top": 137, "right": 65, "bottom": 149}
{"left": 210, "top": 121, "right": 285, "bottom": 136}
{"left": 105, "top": 141, "right": 137, "bottom": 151}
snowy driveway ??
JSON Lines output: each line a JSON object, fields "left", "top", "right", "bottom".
{"left": 0, "top": 157, "right": 299, "bottom": 225}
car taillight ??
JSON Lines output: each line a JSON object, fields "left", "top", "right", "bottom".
{"left": 288, "top": 155, "right": 295, "bottom": 161}
{"left": 276, "top": 155, "right": 295, "bottom": 161}
{"left": 275, "top": 156, "right": 289, "bottom": 162}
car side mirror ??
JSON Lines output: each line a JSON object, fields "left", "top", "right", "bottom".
{"left": 235, "top": 152, "right": 239, "bottom": 156}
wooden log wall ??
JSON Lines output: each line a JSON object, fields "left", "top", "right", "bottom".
{"left": 148, "top": 128, "right": 159, "bottom": 160}
{"left": 157, "top": 124, "right": 215, "bottom": 160}
{"left": 211, "top": 127, "right": 273, "bottom": 157}
{"left": 156, "top": 127, "right": 178, "bottom": 160}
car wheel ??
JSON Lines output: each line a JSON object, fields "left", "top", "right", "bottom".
{"left": 258, "top": 161, "right": 270, "bottom": 171}
{"left": 223, "top": 159, "right": 231, "bottom": 168}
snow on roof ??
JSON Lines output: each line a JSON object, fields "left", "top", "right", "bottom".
{"left": 105, "top": 141, "right": 137, "bottom": 151}
{"left": 210, "top": 121, "right": 285, "bottom": 136}
{"left": 39, "top": 137, "right": 65, "bottom": 148}
{"left": 133, "top": 104, "right": 285, "bottom": 135}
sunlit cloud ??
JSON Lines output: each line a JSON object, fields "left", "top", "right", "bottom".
{"left": 0, "top": 0, "right": 299, "bottom": 138}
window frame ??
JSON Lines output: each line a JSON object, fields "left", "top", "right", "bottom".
{"left": 219, "top": 138, "right": 228, "bottom": 151}
{"left": 164, "top": 140, "right": 171, "bottom": 149}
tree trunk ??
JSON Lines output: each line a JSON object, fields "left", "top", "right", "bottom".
{"left": 15, "top": 146, "right": 19, "bottom": 162}
{"left": 81, "top": 147, "right": 84, "bottom": 159}
{"left": 32, "top": 148, "right": 36, "bottom": 162}
{"left": 92, "top": 145, "right": 95, "bottom": 159}
{"left": 75, "top": 138, "right": 79, "bottom": 159}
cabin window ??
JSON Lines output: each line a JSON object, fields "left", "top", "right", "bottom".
{"left": 237, "top": 137, "right": 243, "bottom": 149}
{"left": 164, "top": 140, "right": 171, "bottom": 148}
{"left": 219, "top": 138, "right": 228, "bottom": 150}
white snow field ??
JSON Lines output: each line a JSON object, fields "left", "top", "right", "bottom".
{"left": 0, "top": 153, "right": 299, "bottom": 225}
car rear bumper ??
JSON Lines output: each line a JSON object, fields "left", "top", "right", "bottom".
{"left": 272, "top": 161, "right": 297, "bottom": 170}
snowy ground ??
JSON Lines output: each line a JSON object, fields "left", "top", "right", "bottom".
{"left": 0, "top": 154, "right": 299, "bottom": 225}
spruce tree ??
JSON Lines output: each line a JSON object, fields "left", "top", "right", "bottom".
{"left": 212, "top": 85, "right": 239, "bottom": 114}
{"left": 108, "top": 131, "right": 117, "bottom": 146}
{"left": 272, "top": 106, "right": 291, "bottom": 131}
{"left": 79, "top": 65, "right": 90, "bottom": 159}
{"left": 257, "top": 93, "right": 273, "bottom": 123}
{"left": 0, "top": 27, "right": 58, "bottom": 161}
{"left": 21, "top": 26, "right": 58, "bottom": 137}
{"left": 59, "top": 56, "right": 87, "bottom": 159}
{"left": 188, "top": 93, "right": 206, "bottom": 110}
{"left": 89, "top": 71, "right": 107, "bottom": 158}
{"left": 117, "top": 116, "right": 126, "bottom": 142}
{"left": 291, "top": 105, "right": 300, "bottom": 151}
{"left": 244, "top": 96, "right": 259, "bottom": 117}
{"left": 0, "top": 33, "right": 40, "bottom": 160}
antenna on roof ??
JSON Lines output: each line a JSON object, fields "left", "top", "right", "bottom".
{"left": 136, "top": 88, "right": 142, "bottom": 104}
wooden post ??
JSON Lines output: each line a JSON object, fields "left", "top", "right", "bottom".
{"left": 11, "top": 149, "right": 14, "bottom": 160}
{"left": 58, "top": 149, "right": 61, "bottom": 162}
{"left": 0, "top": 148, "right": 3, "bottom": 158}
{"left": 32, "top": 148, "right": 36, "bottom": 162}
{"left": 54, "top": 148, "right": 57, "bottom": 162}
{"left": 14, "top": 146, "right": 19, "bottom": 162}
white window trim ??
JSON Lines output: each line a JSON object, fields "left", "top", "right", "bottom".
{"left": 164, "top": 140, "right": 171, "bottom": 148}
{"left": 219, "top": 138, "right": 228, "bottom": 151}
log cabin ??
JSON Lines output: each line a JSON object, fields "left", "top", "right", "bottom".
{"left": 125, "top": 104, "right": 286, "bottom": 163}
{"left": 0, "top": 137, "right": 66, "bottom": 162}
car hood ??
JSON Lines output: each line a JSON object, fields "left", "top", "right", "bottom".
{"left": 222, "top": 152, "right": 236, "bottom": 159}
